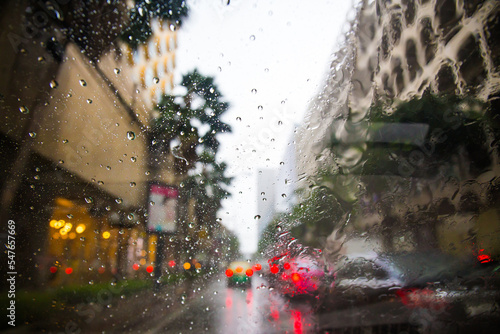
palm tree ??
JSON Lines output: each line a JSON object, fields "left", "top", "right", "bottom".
{"left": 121, "top": 0, "right": 189, "bottom": 49}
{"left": 151, "top": 69, "right": 231, "bottom": 174}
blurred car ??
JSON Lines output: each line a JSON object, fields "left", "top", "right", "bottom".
{"left": 269, "top": 255, "right": 325, "bottom": 298}
{"left": 321, "top": 253, "right": 404, "bottom": 309}
{"left": 225, "top": 261, "right": 254, "bottom": 288}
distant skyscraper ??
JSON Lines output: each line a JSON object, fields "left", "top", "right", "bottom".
{"left": 257, "top": 169, "right": 277, "bottom": 237}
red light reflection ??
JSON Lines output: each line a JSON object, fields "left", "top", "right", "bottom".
{"left": 291, "top": 310, "right": 303, "bottom": 334}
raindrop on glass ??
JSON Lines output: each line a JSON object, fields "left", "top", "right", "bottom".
{"left": 130, "top": 182, "right": 136, "bottom": 187}
{"left": 254, "top": 215, "right": 261, "bottom": 220}
{"left": 114, "top": 68, "right": 121, "bottom": 75}
{"left": 251, "top": 88, "right": 257, "bottom": 94}
{"left": 19, "top": 106, "right": 29, "bottom": 114}
{"left": 153, "top": 77, "right": 159, "bottom": 84}
{"left": 49, "top": 80, "right": 58, "bottom": 89}
{"left": 126, "top": 131, "right": 136, "bottom": 140}
{"left": 79, "top": 79, "right": 87, "bottom": 87}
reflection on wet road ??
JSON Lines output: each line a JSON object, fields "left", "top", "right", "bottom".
{"left": 149, "top": 274, "right": 318, "bottom": 333}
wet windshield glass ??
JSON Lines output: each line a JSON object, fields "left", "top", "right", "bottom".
{"left": 1, "top": 0, "right": 499, "bottom": 333}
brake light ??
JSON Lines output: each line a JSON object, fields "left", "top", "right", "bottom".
{"left": 270, "top": 265, "right": 279, "bottom": 274}
{"left": 254, "top": 263, "right": 262, "bottom": 271}
{"left": 291, "top": 273, "right": 301, "bottom": 283}
{"left": 225, "top": 269, "right": 234, "bottom": 277}
{"left": 284, "top": 262, "right": 291, "bottom": 270}
{"left": 246, "top": 269, "right": 254, "bottom": 277}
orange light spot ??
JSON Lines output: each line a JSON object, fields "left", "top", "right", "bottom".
{"left": 292, "top": 273, "right": 301, "bottom": 283}
{"left": 270, "top": 265, "right": 279, "bottom": 274}
{"left": 284, "top": 262, "right": 291, "bottom": 270}
{"left": 235, "top": 266, "right": 243, "bottom": 273}
{"left": 50, "top": 266, "right": 57, "bottom": 274}
{"left": 168, "top": 260, "right": 176, "bottom": 268}
{"left": 146, "top": 265, "right": 154, "bottom": 273}
{"left": 246, "top": 269, "right": 254, "bottom": 277}
{"left": 225, "top": 269, "right": 234, "bottom": 277}
{"left": 133, "top": 263, "right": 139, "bottom": 271}
{"left": 65, "top": 268, "right": 73, "bottom": 275}
{"left": 98, "top": 267, "right": 105, "bottom": 274}
{"left": 183, "top": 262, "right": 191, "bottom": 270}
{"left": 254, "top": 263, "right": 262, "bottom": 271}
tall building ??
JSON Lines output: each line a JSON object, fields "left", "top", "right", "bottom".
{"left": 295, "top": 0, "right": 500, "bottom": 256}
{"left": 256, "top": 169, "right": 277, "bottom": 237}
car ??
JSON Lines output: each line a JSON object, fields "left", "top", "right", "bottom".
{"left": 268, "top": 255, "right": 325, "bottom": 298}
{"left": 225, "top": 261, "right": 254, "bottom": 288}
{"left": 321, "top": 253, "right": 405, "bottom": 310}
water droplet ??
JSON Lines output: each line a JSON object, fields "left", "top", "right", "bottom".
{"left": 278, "top": 121, "right": 283, "bottom": 125}
{"left": 37, "top": 56, "right": 45, "bottom": 63}
{"left": 149, "top": 201, "right": 155, "bottom": 206}
{"left": 281, "top": 193, "right": 287, "bottom": 198}
{"left": 264, "top": 68, "right": 269, "bottom": 73}
{"left": 79, "top": 79, "right": 87, "bottom": 87}
{"left": 254, "top": 215, "right": 261, "bottom": 220}
{"left": 62, "top": 139, "right": 69, "bottom": 144}
{"left": 131, "top": 156, "right": 137, "bottom": 162}
{"left": 29, "top": 132, "right": 36, "bottom": 138}
{"left": 58, "top": 160, "right": 64, "bottom": 164}
{"left": 114, "top": 68, "right": 121, "bottom": 75}
{"left": 130, "top": 182, "right": 136, "bottom": 187}
{"left": 80, "top": 237, "right": 85, "bottom": 241}
{"left": 276, "top": 225, "right": 282, "bottom": 232}
{"left": 251, "top": 88, "right": 257, "bottom": 94}
{"left": 97, "top": 180, "right": 104, "bottom": 185}
{"left": 19, "top": 106, "right": 29, "bottom": 114}
{"left": 67, "top": 214, "right": 73, "bottom": 219}
{"left": 185, "top": 236, "right": 191, "bottom": 241}
{"left": 49, "top": 80, "right": 58, "bottom": 89}
{"left": 153, "top": 77, "right": 159, "bottom": 84}
{"left": 126, "top": 131, "right": 136, "bottom": 140}
{"left": 116, "top": 198, "right": 123, "bottom": 204}
{"left": 85, "top": 197, "right": 93, "bottom": 204}
{"left": 106, "top": 166, "right": 111, "bottom": 170}
{"left": 257, "top": 105, "right": 263, "bottom": 110}
{"left": 87, "top": 99, "right": 92, "bottom": 104}
{"left": 236, "top": 117, "right": 241, "bottom": 121}
{"left": 281, "top": 100, "right": 286, "bottom": 104}
{"left": 249, "top": 35, "right": 255, "bottom": 41}
{"left": 127, "top": 213, "right": 134, "bottom": 220}
{"left": 280, "top": 161, "right": 284, "bottom": 165}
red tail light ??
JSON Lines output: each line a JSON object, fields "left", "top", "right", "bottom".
{"left": 254, "top": 263, "right": 262, "bottom": 271}
{"left": 246, "top": 269, "right": 254, "bottom": 277}
{"left": 270, "top": 265, "right": 279, "bottom": 274}
{"left": 284, "top": 262, "right": 291, "bottom": 270}
{"left": 225, "top": 269, "right": 234, "bottom": 277}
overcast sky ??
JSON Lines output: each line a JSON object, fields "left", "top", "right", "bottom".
{"left": 175, "top": 0, "right": 355, "bottom": 255}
